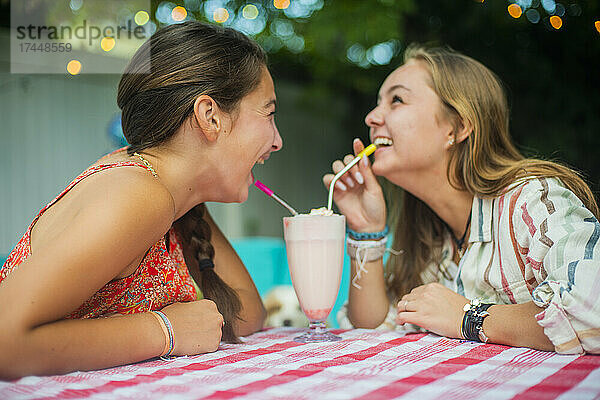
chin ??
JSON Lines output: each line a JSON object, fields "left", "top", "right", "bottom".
{"left": 238, "top": 193, "right": 249, "bottom": 203}
{"left": 236, "top": 187, "right": 250, "bottom": 203}
{"left": 371, "top": 161, "right": 386, "bottom": 177}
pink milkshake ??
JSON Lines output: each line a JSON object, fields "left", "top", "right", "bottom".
{"left": 283, "top": 211, "right": 345, "bottom": 342}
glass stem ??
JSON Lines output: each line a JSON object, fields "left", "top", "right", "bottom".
{"left": 309, "top": 321, "right": 327, "bottom": 334}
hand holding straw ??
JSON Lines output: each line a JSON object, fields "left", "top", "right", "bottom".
{"left": 327, "top": 144, "right": 377, "bottom": 211}
{"left": 254, "top": 179, "right": 299, "bottom": 216}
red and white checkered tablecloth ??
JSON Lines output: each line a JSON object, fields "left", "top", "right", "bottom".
{"left": 2, "top": 328, "right": 600, "bottom": 399}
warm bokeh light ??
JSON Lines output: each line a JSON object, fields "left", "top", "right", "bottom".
{"left": 475, "top": 0, "right": 484, "bottom": 3}
{"left": 550, "top": 15, "right": 563, "bottom": 29}
{"left": 243, "top": 4, "right": 259, "bottom": 20}
{"left": 66, "top": 60, "right": 82, "bottom": 75}
{"left": 274, "top": 0, "right": 290, "bottom": 10}
{"left": 172, "top": 6, "right": 187, "bottom": 22}
{"left": 134, "top": 10, "right": 150, "bottom": 26}
{"left": 100, "top": 37, "right": 115, "bottom": 52}
{"left": 508, "top": 4, "right": 522, "bottom": 19}
{"left": 213, "top": 8, "right": 229, "bottom": 23}
{"left": 595, "top": 21, "right": 600, "bottom": 33}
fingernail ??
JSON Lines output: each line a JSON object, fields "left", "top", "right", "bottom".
{"left": 345, "top": 178, "right": 355, "bottom": 188}
{"left": 361, "top": 156, "right": 369, "bottom": 166}
{"left": 336, "top": 182, "right": 347, "bottom": 191}
{"left": 355, "top": 172, "right": 364, "bottom": 184}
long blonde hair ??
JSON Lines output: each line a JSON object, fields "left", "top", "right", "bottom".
{"left": 385, "top": 45, "right": 599, "bottom": 301}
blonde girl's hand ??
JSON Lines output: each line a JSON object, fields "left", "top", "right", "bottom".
{"left": 160, "top": 300, "right": 224, "bottom": 356}
{"left": 395, "top": 283, "right": 469, "bottom": 339}
{"left": 322, "top": 138, "right": 387, "bottom": 232}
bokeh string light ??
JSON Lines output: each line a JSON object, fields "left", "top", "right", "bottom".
{"left": 134, "top": 10, "right": 150, "bottom": 26}
{"left": 66, "top": 60, "right": 82, "bottom": 75}
{"left": 148, "top": 0, "right": 595, "bottom": 70}
{"left": 549, "top": 15, "right": 563, "bottom": 29}
{"left": 274, "top": 0, "right": 290, "bottom": 10}
{"left": 171, "top": 6, "right": 188, "bottom": 22}
{"left": 100, "top": 37, "right": 115, "bottom": 52}
{"left": 477, "top": 1, "right": 598, "bottom": 35}
{"left": 508, "top": 4, "right": 522, "bottom": 19}
{"left": 213, "top": 7, "right": 229, "bottom": 23}
{"left": 243, "top": 4, "right": 259, "bottom": 20}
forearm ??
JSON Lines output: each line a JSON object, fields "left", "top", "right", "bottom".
{"left": 0, "top": 312, "right": 163, "bottom": 379}
{"left": 234, "top": 287, "right": 266, "bottom": 336}
{"left": 483, "top": 301, "right": 554, "bottom": 351}
{"left": 204, "top": 211, "right": 265, "bottom": 336}
{"left": 347, "top": 258, "right": 390, "bottom": 328}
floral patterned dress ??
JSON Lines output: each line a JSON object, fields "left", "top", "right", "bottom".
{"left": 0, "top": 160, "right": 197, "bottom": 319}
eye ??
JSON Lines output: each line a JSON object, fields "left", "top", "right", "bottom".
{"left": 392, "top": 95, "right": 403, "bottom": 104}
{"left": 268, "top": 110, "right": 277, "bottom": 117}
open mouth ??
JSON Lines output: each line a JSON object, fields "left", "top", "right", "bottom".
{"left": 373, "top": 137, "right": 393, "bottom": 147}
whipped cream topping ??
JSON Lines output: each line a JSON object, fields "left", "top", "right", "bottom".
{"left": 308, "top": 207, "right": 334, "bottom": 216}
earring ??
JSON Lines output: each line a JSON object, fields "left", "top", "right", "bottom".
{"left": 449, "top": 137, "right": 455, "bottom": 146}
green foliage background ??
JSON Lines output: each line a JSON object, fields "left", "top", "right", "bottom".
{"left": 250, "top": 0, "right": 600, "bottom": 195}
{"left": 163, "top": 0, "right": 599, "bottom": 194}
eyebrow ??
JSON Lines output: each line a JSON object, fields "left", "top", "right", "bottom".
{"left": 377, "top": 84, "right": 411, "bottom": 102}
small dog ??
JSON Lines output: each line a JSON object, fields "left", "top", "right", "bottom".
{"left": 263, "top": 285, "right": 308, "bottom": 328}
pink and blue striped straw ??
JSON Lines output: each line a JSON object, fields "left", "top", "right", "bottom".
{"left": 254, "top": 179, "right": 299, "bottom": 216}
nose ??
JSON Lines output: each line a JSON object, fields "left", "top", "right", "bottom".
{"left": 283, "top": 319, "right": 292, "bottom": 327}
{"left": 272, "top": 124, "right": 283, "bottom": 152}
{"left": 365, "top": 106, "right": 384, "bottom": 129}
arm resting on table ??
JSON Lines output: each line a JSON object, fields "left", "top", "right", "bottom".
{"left": 484, "top": 302, "right": 554, "bottom": 351}
{"left": 205, "top": 211, "right": 266, "bottom": 336}
{"left": 346, "top": 258, "right": 390, "bottom": 329}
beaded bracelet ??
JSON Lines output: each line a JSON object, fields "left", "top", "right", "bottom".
{"left": 346, "top": 225, "right": 389, "bottom": 241}
{"left": 150, "top": 310, "right": 175, "bottom": 357}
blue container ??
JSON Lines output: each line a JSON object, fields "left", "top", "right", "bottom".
{"left": 231, "top": 237, "right": 291, "bottom": 296}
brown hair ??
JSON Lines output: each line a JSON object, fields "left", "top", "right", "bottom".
{"left": 117, "top": 21, "right": 267, "bottom": 342}
{"left": 385, "top": 44, "right": 599, "bottom": 301}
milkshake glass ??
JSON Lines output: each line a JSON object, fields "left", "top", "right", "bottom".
{"left": 283, "top": 213, "right": 345, "bottom": 342}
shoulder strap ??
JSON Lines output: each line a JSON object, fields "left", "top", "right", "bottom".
{"left": 29, "top": 161, "right": 158, "bottom": 229}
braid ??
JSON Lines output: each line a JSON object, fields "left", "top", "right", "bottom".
{"left": 175, "top": 204, "right": 242, "bottom": 343}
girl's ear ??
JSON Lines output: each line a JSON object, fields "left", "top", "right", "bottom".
{"left": 455, "top": 116, "right": 473, "bottom": 144}
{"left": 193, "top": 95, "right": 224, "bottom": 142}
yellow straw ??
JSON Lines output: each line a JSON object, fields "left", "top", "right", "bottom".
{"left": 327, "top": 144, "right": 377, "bottom": 211}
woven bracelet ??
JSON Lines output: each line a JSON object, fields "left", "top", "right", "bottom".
{"left": 346, "top": 236, "right": 388, "bottom": 262}
{"left": 346, "top": 225, "right": 389, "bottom": 241}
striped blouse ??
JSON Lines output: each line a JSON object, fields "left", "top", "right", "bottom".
{"left": 339, "top": 177, "right": 600, "bottom": 354}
